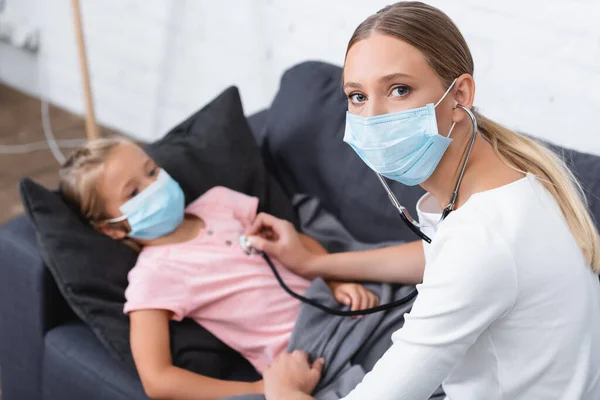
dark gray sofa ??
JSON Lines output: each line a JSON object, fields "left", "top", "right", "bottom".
{"left": 0, "top": 110, "right": 270, "bottom": 400}
{"left": 1, "top": 61, "right": 599, "bottom": 400}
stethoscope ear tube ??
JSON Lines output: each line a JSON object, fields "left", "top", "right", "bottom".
{"left": 259, "top": 250, "right": 418, "bottom": 316}
{"left": 445, "top": 104, "right": 478, "bottom": 215}
{"left": 377, "top": 104, "right": 478, "bottom": 243}
{"left": 398, "top": 210, "right": 432, "bottom": 244}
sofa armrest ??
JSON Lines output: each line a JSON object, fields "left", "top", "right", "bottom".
{"left": 0, "top": 216, "right": 74, "bottom": 400}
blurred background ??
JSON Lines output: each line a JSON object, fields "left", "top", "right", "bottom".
{"left": 0, "top": 0, "right": 599, "bottom": 222}
{"left": 0, "top": 1, "right": 599, "bottom": 397}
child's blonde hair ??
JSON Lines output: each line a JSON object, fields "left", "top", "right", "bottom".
{"left": 59, "top": 137, "right": 132, "bottom": 222}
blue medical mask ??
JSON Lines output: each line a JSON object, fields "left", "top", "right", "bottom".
{"left": 343, "top": 79, "right": 457, "bottom": 186}
{"left": 105, "top": 169, "right": 185, "bottom": 240}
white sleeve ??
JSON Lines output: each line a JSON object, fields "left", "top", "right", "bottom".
{"left": 341, "top": 222, "right": 518, "bottom": 400}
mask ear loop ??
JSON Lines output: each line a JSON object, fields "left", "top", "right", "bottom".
{"left": 103, "top": 214, "right": 128, "bottom": 224}
{"left": 434, "top": 79, "right": 457, "bottom": 108}
{"left": 447, "top": 121, "right": 457, "bottom": 138}
{"left": 435, "top": 79, "right": 458, "bottom": 138}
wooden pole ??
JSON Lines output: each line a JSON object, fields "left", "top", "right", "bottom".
{"left": 71, "top": 0, "right": 99, "bottom": 140}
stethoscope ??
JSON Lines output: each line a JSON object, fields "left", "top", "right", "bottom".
{"left": 377, "top": 104, "right": 479, "bottom": 244}
{"left": 239, "top": 234, "right": 418, "bottom": 316}
{"left": 242, "top": 104, "right": 478, "bottom": 316}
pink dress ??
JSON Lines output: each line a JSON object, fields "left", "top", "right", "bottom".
{"left": 124, "top": 186, "right": 311, "bottom": 372}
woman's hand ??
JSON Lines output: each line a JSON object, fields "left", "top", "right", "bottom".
{"left": 263, "top": 350, "right": 324, "bottom": 400}
{"left": 328, "top": 281, "right": 380, "bottom": 311}
{"left": 246, "top": 213, "right": 318, "bottom": 276}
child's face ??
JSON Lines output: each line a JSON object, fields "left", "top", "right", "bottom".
{"left": 96, "top": 142, "right": 159, "bottom": 239}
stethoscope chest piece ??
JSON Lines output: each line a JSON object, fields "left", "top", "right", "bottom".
{"left": 239, "top": 234, "right": 256, "bottom": 256}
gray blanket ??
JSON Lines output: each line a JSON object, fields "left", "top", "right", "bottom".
{"left": 223, "top": 195, "right": 445, "bottom": 399}
{"left": 225, "top": 279, "right": 444, "bottom": 400}
{"left": 285, "top": 279, "right": 417, "bottom": 399}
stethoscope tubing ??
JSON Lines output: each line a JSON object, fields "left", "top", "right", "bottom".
{"left": 259, "top": 250, "right": 418, "bottom": 317}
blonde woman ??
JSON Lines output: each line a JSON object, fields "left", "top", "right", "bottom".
{"left": 246, "top": 2, "right": 600, "bottom": 399}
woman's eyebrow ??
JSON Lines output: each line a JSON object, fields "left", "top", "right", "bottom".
{"left": 379, "top": 72, "right": 414, "bottom": 84}
{"left": 343, "top": 81, "right": 362, "bottom": 91}
{"left": 343, "top": 72, "right": 415, "bottom": 91}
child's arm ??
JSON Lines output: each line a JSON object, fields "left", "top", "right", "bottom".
{"left": 130, "top": 309, "right": 263, "bottom": 400}
{"left": 298, "top": 233, "right": 379, "bottom": 310}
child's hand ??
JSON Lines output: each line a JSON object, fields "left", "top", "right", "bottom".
{"left": 327, "top": 282, "right": 379, "bottom": 312}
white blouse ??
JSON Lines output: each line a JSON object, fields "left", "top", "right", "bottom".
{"left": 342, "top": 174, "right": 600, "bottom": 399}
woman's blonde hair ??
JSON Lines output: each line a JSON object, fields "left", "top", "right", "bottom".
{"left": 59, "top": 137, "right": 131, "bottom": 222}
{"left": 346, "top": 1, "right": 600, "bottom": 272}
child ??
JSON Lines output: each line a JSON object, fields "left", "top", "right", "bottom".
{"left": 59, "top": 138, "right": 379, "bottom": 400}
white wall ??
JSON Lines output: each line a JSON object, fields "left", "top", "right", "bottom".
{"left": 1, "top": 0, "right": 599, "bottom": 155}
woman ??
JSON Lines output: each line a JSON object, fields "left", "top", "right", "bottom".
{"left": 247, "top": 2, "right": 600, "bottom": 399}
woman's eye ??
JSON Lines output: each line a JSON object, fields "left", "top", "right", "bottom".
{"left": 391, "top": 86, "right": 410, "bottom": 97}
{"left": 129, "top": 188, "right": 139, "bottom": 198}
{"left": 349, "top": 93, "right": 367, "bottom": 104}
{"left": 148, "top": 167, "right": 157, "bottom": 177}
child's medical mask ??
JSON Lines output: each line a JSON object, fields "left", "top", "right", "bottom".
{"left": 343, "top": 79, "right": 457, "bottom": 186}
{"left": 105, "top": 169, "right": 185, "bottom": 239}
